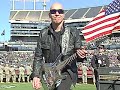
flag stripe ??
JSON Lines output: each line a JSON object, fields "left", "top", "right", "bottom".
{"left": 83, "top": 15, "right": 119, "bottom": 35}
{"left": 84, "top": 23, "right": 114, "bottom": 36}
{"left": 86, "top": 30, "right": 112, "bottom": 42}
{"left": 84, "top": 15, "right": 119, "bottom": 31}
{"left": 83, "top": 13, "right": 119, "bottom": 32}
{"left": 84, "top": 27, "right": 113, "bottom": 39}
{"left": 114, "top": 20, "right": 120, "bottom": 30}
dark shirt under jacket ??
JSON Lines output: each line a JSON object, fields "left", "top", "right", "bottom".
{"left": 50, "top": 30, "right": 62, "bottom": 63}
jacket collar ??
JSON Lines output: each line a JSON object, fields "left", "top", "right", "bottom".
{"left": 48, "top": 23, "right": 66, "bottom": 35}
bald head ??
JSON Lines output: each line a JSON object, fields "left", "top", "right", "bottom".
{"left": 50, "top": 2, "right": 64, "bottom": 10}
{"left": 49, "top": 2, "right": 65, "bottom": 26}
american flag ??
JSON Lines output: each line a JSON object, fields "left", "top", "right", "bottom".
{"left": 82, "top": 0, "right": 120, "bottom": 42}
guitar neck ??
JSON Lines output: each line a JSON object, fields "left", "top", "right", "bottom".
{"left": 55, "top": 53, "right": 77, "bottom": 70}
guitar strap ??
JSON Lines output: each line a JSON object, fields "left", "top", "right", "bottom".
{"left": 61, "top": 26, "right": 70, "bottom": 55}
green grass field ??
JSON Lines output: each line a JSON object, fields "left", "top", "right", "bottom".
{"left": 0, "top": 83, "right": 96, "bottom": 90}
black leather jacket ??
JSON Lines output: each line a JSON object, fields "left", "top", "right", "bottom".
{"left": 32, "top": 24, "right": 82, "bottom": 78}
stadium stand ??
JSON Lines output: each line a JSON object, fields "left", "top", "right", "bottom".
{"left": 41, "top": 10, "right": 50, "bottom": 20}
{"left": 26, "top": 11, "right": 41, "bottom": 21}
{"left": 70, "top": 8, "right": 89, "bottom": 19}
{"left": 14, "top": 11, "right": 29, "bottom": 20}
{"left": 9, "top": 11, "right": 17, "bottom": 20}
{"left": 64, "top": 9, "right": 77, "bottom": 19}
{"left": 85, "top": 6, "right": 103, "bottom": 18}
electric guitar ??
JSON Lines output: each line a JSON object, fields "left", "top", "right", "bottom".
{"left": 41, "top": 53, "right": 77, "bottom": 90}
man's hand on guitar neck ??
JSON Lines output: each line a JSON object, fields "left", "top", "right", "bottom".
{"left": 32, "top": 77, "right": 42, "bottom": 90}
{"left": 77, "top": 49, "right": 87, "bottom": 58}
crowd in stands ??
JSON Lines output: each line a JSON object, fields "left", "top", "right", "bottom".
{"left": 107, "top": 49, "right": 120, "bottom": 67}
{"left": 110, "top": 37, "right": 120, "bottom": 44}
{"left": 0, "top": 48, "right": 120, "bottom": 83}
{"left": 0, "top": 51, "right": 34, "bottom": 67}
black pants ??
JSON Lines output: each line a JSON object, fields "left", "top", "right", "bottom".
{"left": 54, "top": 72, "right": 73, "bottom": 90}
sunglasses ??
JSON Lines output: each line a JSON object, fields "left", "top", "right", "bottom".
{"left": 98, "top": 47, "right": 103, "bottom": 49}
{"left": 50, "top": 9, "right": 64, "bottom": 14}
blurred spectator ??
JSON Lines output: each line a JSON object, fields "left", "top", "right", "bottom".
{"left": 91, "top": 45, "right": 109, "bottom": 67}
{"left": 18, "top": 65, "right": 25, "bottom": 82}
{"left": 81, "top": 63, "right": 88, "bottom": 84}
{"left": 26, "top": 64, "right": 32, "bottom": 82}
{"left": 0, "top": 63, "right": 4, "bottom": 83}
{"left": 10, "top": 65, "right": 16, "bottom": 83}
{"left": 4, "top": 64, "right": 11, "bottom": 83}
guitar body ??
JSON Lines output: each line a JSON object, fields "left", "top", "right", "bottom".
{"left": 41, "top": 53, "right": 77, "bottom": 90}
{"left": 41, "top": 63, "right": 63, "bottom": 90}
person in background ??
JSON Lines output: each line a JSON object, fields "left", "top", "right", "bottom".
{"left": 4, "top": 64, "right": 10, "bottom": 83}
{"left": 81, "top": 63, "right": 88, "bottom": 84}
{"left": 26, "top": 64, "right": 32, "bottom": 82}
{"left": 0, "top": 63, "right": 4, "bottom": 83}
{"left": 91, "top": 45, "right": 109, "bottom": 90}
{"left": 32, "top": 2, "right": 86, "bottom": 90}
{"left": 10, "top": 65, "right": 16, "bottom": 83}
{"left": 18, "top": 64, "right": 25, "bottom": 82}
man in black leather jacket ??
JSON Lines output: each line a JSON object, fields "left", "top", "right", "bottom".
{"left": 32, "top": 2, "right": 86, "bottom": 90}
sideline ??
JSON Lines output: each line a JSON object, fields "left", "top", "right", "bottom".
{"left": 0, "top": 85, "right": 16, "bottom": 89}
